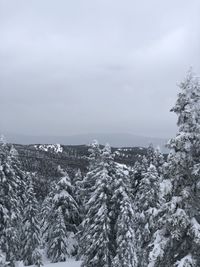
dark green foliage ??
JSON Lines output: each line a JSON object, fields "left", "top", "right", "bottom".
{"left": 46, "top": 207, "right": 69, "bottom": 262}
{"left": 0, "top": 144, "right": 24, "bottom": 266}
{"left": 112, "top": 165, "right": 137, "bottom": 267}
{"left": 43, "top": 170, "right": 80, "bottom": 262}
{"left": 78, "top": 145, "right": 115, "bottom": 267}
{"left": 148, "top": 72, "right": 200, "bottom": 267}
{"left": 21, "top": 175, "right": 42, "bottom": 266}
{"left": 79, "top": 144, "right": 137, "bottom": 267}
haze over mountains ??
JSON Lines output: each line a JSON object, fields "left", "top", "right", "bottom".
{"left": 5, "top": 132, "right": 168, "bottom": 151}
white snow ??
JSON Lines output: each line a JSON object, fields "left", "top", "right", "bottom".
{"left": 17, "top": 260, "right": 81, "bottom": 267}
{"left": 175, "top": 254, "right": 194, "bottom": 267}
{"left": 190, "top": 217, "right": 200, "bottom": 243}
{"left": 160, "top": 179, "right": 172, "bottom": 197}
{"left": 34, "top": 144, "right": 63, "bottom": 153}
{"left": 148, "top": 230, "right": 168, "bottom": 267}
{"left": 116, "top": 162, "right": 131, "bottom": 173}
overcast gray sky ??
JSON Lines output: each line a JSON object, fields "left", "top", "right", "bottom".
{"left": 0, "top": 0, "right": 200, "bottom": 139}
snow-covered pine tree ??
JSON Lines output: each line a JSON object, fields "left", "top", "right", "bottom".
{"left": 58, "top": 167, "right": 80, "bottom": 231}
{"left": 153, "top": 147, "right": 165, "bottom": 176}
{"left": 111, "top": 164, "right": 137, "bottom": 267}
{"left": 0, "top": 143, "right": 10, "bottom": 258}
{"left": 40, "top": 180, "right": 57, "bottom": 248}
{"left": 21, "top": 174, "right": 42, "bottom": 266}
{"left": 31, "top": 171, "right": 49, "bottom": 202}
{"left": 46, "top": 206, "right": 68, "bottom": 262}
{"left": 146, "top": 144, "right": 156, "bottom": 165}
{"left": 0, "top": 250, "right": 6, "bottom": 267}
{"left": 74, "top": 169, "right": 82, "bottom": 185}
{"left": 134, "top": 164, "right": 162, "bottom": 267}
{"left": 80, "top": 140, "right": 102, "bottom": 206}
{"left": 45, "top": 170, "right": 79, "bottom": 262}
{"left": 148, "top": 71, "right": 200, "bottom": 267}
{"left": 88, "top": 140, "right": 102, "bottom": 169}
{"left": 131, "top": 155, "right": 148, "bottom": 196}
{"left": 73, "top": 169, "right": 84, "bottom": 222}
{"left": 73, "top": 169, "right": 82, "bottom": 203}
{"left": 0, "top": 144, "right": 23, "bottom": 266}
{"left": 79, "top": 144, "right": 137, "bottom": 266}
{"left": 146, "top": 145, "right": 165, "bottom": 175}
{"left": 9, "top": 146, "right": 27, "bottom": 209}
{"left": 78, "top": 144, "right": 115, "bottom": 267}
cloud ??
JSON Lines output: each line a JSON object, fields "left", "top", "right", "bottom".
{"left": 0, "top": 0, "right": 200, "bottom": 139}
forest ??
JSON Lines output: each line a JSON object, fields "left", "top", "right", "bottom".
{"left": 1, "top": 72, "right": 200, "bottom": 267}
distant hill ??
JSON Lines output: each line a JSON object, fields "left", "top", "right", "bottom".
{"left": 13, "top": 143, "right": 148, "bottom": 175}
{"left": 6, "top": 142, "right": 167, "bottom": 201}
{"left": 5, "top": 132, "right": 169, "bottom": 152}
{"left": 10, "top": 143, "right": 149, "bottom": 200}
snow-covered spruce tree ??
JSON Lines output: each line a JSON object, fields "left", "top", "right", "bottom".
{"left": 74, "top": 169, "right": 82, "bottom": 186}
{"left": 79, "top": 140, "right": 102, "bottom": 206}
{"left": 134, "top": 164, "right": 162, "bottom": 267}
{"left": 79, "top": 144, "right": 137, "bottom": 267}
{"left": 146, "top": 145, "right": 165, "bottom": 175}
{"left": 46, "top": 206, "right": 68, "bottom": 262}
{"left": 111, "top": 164, "right": 137, "bottom": 267}
{"left": 78, "top": 144, "right": 115, "bottom": 267}
{"left": 88, "top": 140, "right": 102, "bottom": 169}
{"left": 131, "top": 155, "right": 148, "bottom": 196}
{"left": 57, "top": 167, "right": 80, "bottom": 230}
{"left": 45, "top": 170, "right": 79, "bottom": 262}
{"left": 0, "top": 144, "right": 24, "bottom": 266}
{"left": 73, "top": 169, "right": 84, "bottom": 221}
{"left": 73, "top": 169, "right": 83, "bottom": 203}
{"left": 21, "top": 174, "right": 42, "bottom": 266}
{"left": 40, "top": 180, "right": 58, "bottom": 248}
{"left": 146, "top": 144, "right": 156, "bottom": 165}
{"left": 9, "top": 146, "right": 27, "bottom": 207}
{"left": 148, "top": 71, "right": 200, "bottom": 267}
{"left": 0, "top": 144, "right": 10, "bottom": 256}
{"left": 130, "top": 146, "right": 165, "bottom": 266}
{"left": 0, "top": 250, "right": 6, "bottom": 267}
{"left": 153, "top": 147, "right": 165, "bottom": 176}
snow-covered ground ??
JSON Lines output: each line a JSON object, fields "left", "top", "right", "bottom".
{"left": 18, "top": 260, "right": 82, "bottom": 267}
{"left": 34, "top": 144, "right": 63, "bottom": 153}
{"left": 43, "top": 261, "right": 81, "bottom": 267}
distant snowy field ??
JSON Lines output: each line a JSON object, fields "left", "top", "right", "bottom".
{"left": 17, "top": 261, "right": 82, "bottom": 267}
{"left": 43, "top": 261, "right": 81, "bottom": 267}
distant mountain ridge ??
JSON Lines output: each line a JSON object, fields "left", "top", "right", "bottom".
{"left": 4, "top": 132, "right": 169, "bottom": 152}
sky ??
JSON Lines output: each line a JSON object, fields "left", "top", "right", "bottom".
{"left": 0, "top": 0, "right": 200, "bottom": 139}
